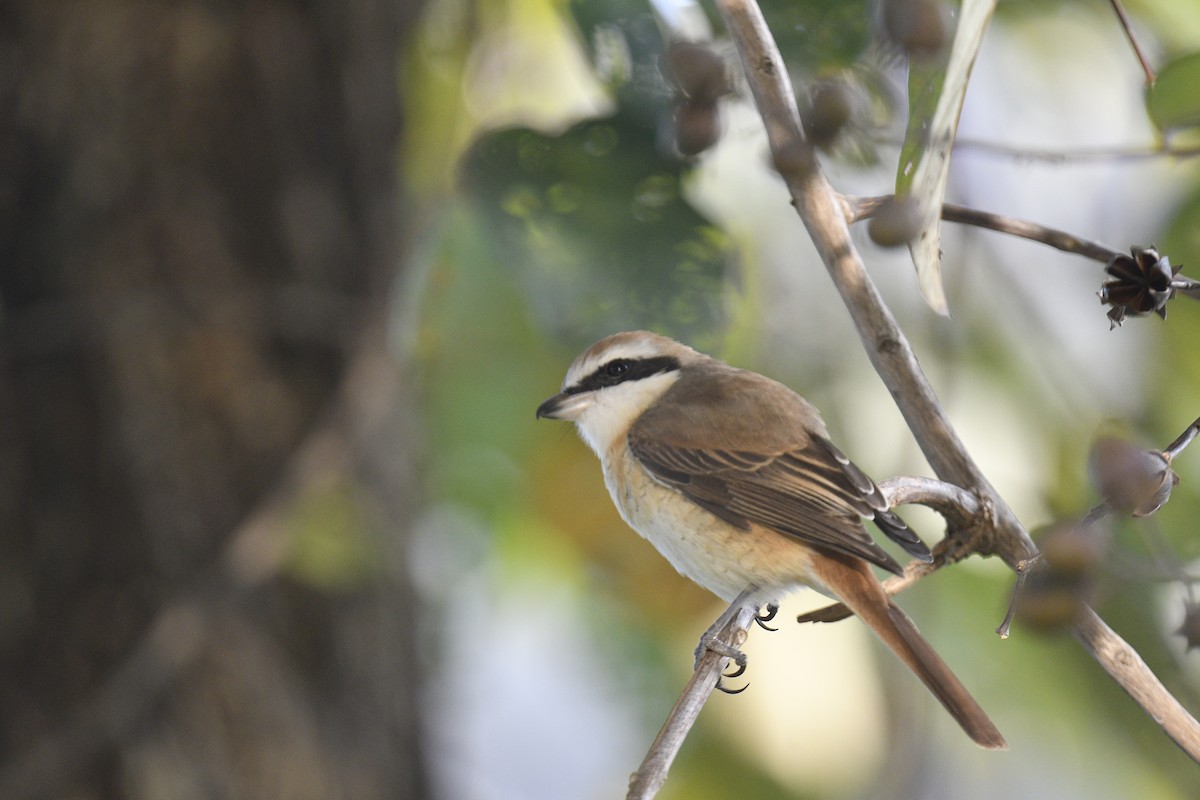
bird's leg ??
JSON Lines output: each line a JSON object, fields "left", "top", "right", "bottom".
{"left": 694, "top": 587, "right": 759, "bottom": 693}
{"left": 694, "top": 588, "right": 757, "bottom": 668}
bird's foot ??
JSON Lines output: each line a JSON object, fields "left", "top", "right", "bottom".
{"left": 692, "top": 587, "right": 764, "bottom": 693}
{"left": 694, "top": 620, "right": 750, "bottom": 694}
{"left": 754, "top": 603, "right": 780, "bottom": 631}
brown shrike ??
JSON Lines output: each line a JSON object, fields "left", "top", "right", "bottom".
{"left": 536, "top": 331, "right": 1005, "bottom": 749}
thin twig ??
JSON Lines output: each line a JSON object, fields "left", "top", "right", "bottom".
{"left": 848, "top": 196, "right": 1200, "bottom": 308}
{"left": 994, "top": 566, "right": 1031, "bottom": 639}
{"left": 950, "top": 137, "right": 1200, "bottom": 162}
{"left": 1172, "top": 279, "right": 1200, "bottom": 304}
{"left": 796, "top": 559, "right": 936, "bottom": 625}
{"left": 867, "top": 131, "right": 1200, "bottom": 163}
{"left": 1164, "top": 416, "right": 1200, "bottom": 461}
{"left": 1080, "top": 501, "right": 1113, "bottom": 528}
{"left": 846, "top": 195, "right": 1122, "bottom": 264}
{"left": 627, "top": 605, "right": 755, "bottom": 800}
{"left": 1108, "top": 0, "right": 1157, "bottom": 86}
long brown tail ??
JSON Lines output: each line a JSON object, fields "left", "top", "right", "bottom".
{"left": 813, "top": 553, "right": 1007, "bottom": 749}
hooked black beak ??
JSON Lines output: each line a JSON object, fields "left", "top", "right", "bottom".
{"left": 536, "top": 393, "right": 567, "bottom": 420}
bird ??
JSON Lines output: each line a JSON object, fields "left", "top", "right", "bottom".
{"left": 535, "top": 330, "right": 1005, "bottom": 749}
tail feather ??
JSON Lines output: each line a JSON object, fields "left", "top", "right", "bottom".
{"left": 879, "top": 601, "right": 1006, "bottom": 748}
{"left": 814, "top": 554, "right": 1007, "bottom": 749}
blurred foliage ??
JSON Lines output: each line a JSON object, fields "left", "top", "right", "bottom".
{"left": 461, "top": 116, "right": 732, "bottom": 342}
{"left": 404, "top": 0, "right": 1200, "bottom": 797}
{"left": 283, "top": 480, "right": 381, "bottom": 589}
{"left": 568, "top": 0, "right": 673, "bottom": 120}
{"left": 458, "top": 0, "right": 736, "bottom": 343}
{"left": 755, "top": 0, "right": 875, "bottom": 70}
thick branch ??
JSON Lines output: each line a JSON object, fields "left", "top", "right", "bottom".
{"left": 715, "top": 0, "right": 1037, "bottom": 572}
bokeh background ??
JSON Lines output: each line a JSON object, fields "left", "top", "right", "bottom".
{"left": 4, "top": 0, "right": 1200, "bottom": 798}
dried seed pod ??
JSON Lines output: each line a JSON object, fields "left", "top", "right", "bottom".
{"left": 1015, "top": 522, "right": 1106, "bottom": 632}
{"left": 801, "top": 77, "right": 855, "bottom": 149}
{"left": 1040, "top": 522, "right": 1109, "bottom": 575}
{"left": 673, "top": 99, "right": 721, "bottom": 157}
{"left": 883, "top": 0, "right": 953, "bottom": 60}
{"left": 1088, "top": 435, "right": 1178, "bottom": 517}
{"left": 867, "top": 195, "right": 924, "bottom": 248}
{"left": 664, "top": 40, "right": 730, "bottom": 104}
{"left": 1099, "top": 245, "right": 1182, "bottom": 327}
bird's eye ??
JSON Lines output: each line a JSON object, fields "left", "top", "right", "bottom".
{"left": 605, "top": 359, "right": 630, "bottom": 378}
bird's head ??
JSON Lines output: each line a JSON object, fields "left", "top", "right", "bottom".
{"left": 536, "top": 331, "right": 697, "bottom": 456}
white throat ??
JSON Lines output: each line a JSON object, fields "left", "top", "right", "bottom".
{"left": 573, "top": 371, "right": 680, "bottom": 458}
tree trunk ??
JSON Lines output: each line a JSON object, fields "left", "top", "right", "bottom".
{"left": 0, "top": 1, "right": 425, "bottom": 796}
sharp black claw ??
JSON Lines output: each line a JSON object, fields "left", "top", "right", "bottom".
{"left": 723, "top": 660, "right": 747, "bottom": 680}
{"left": 754, "top": 603, "right": 780, "bottom": 631}
{"left": 717, "top": 679, "right": 749, "bottom": 695}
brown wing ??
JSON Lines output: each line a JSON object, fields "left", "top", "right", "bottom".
{"left": 627, "top": 363, "right": 930, "bottom": 575}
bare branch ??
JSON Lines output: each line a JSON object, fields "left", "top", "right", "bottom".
{"left": 796, "top": 476, "right": 986, "bottom": 625}
{"left": 627, "top": 605, "right": 755, "bottom": 800}
{"left": 1173, "top": 279, "right": 1200, "bottom": 304}
{"left": 715, "top": 0, "right": 1037, "bottom": 572}
{"left": 878, "top": 474, "right": 982, "bottom": 526}
{"left": 1073, "top": 607, "right": 1200, "bottom": 758}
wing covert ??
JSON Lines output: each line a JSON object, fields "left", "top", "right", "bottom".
{"left": 628, "top": 433, "right": 926, "bottom": 575}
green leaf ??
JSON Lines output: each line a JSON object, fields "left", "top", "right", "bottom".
{"left": 1146, "top": 52, "right": 1200, "bottom": 133}
{"left": 896, "top": 0, "right": 997, "bottom": 316}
